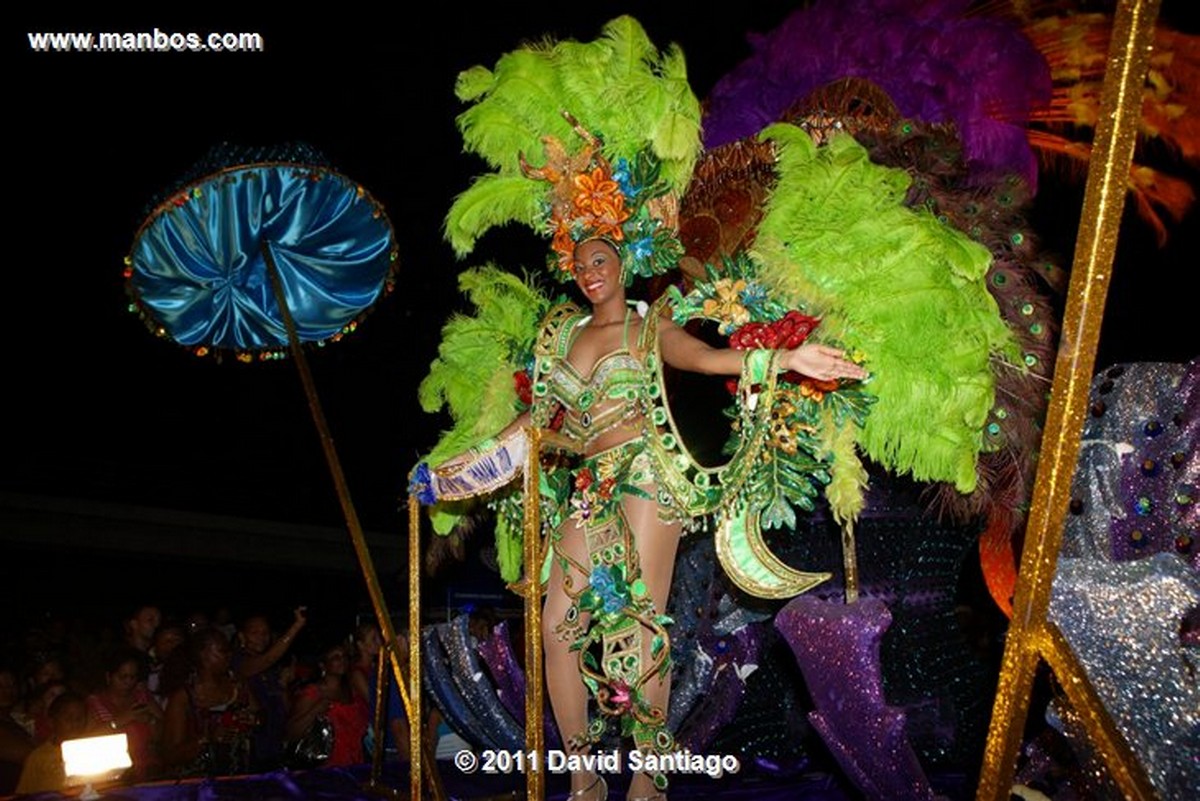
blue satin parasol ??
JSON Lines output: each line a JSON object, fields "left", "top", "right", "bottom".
{"left": 123, "top": 147, "right": 437, "bottom": 796}
{"left": 125, "top": 151, "right": 396, "bottom": 358}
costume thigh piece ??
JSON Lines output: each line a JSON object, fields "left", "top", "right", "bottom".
{"left": 550, "top": 436, "right": 676, "bottom": 758}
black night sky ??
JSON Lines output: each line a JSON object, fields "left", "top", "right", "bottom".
{"left": 4, "top": 3, "right": 1197, "bottom": 625}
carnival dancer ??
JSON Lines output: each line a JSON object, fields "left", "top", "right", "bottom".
{"left": 433, "top": 232, "right": 863, "bottom": 801}
{"left": 412, "top": 16, "right": 1014, "bottom": 801}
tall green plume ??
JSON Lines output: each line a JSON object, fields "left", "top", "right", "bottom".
{"left": 445, "top": 175, "right": 544, "bottom": 257}
{"left": 419, "top": 266, "right": 550, "bottom": 537}
{"left": 753, "top": 123, "right": 1018, "bottom": 494}
{"left": 446, "top": 15, "right": 702, "bottom": 257}
{"left": 820, "top": 408, "right": 868, "bottom": 527}
{"left": 419, "top": 265, "right": 550, "bottom": 469}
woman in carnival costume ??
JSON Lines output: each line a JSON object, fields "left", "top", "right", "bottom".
{"left": 412, "top": 16, "right": 1015, "bottom": 801}
{"left": 420, "top": 138, "right": 863, "bottom": 801}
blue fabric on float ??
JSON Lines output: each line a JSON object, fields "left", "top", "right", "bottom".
{"left": 129, "top": 165, "right": 393, "bottom": 350}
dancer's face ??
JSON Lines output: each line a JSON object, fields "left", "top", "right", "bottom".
{"left": 572, "top": 239, "right": 623, "bottom": 306}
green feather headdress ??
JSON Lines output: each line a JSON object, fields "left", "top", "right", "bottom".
{"left": 445, "top": 16, "right": 702, "bottom": 281}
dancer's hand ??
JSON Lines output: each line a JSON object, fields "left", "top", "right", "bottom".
{"left": 783, "top": 343, "right": 868, "bottom": 382}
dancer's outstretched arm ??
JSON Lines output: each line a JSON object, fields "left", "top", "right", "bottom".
{"left": 657, "top": 316, "right": 867, "bottom": 381}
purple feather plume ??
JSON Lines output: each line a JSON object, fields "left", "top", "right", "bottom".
{"left": 704, "top": 0, "right": 1051, "bottom": 187}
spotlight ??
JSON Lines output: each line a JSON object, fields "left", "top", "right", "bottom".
{"left": 60, "top": 733, "right": 131, "bottom": 800}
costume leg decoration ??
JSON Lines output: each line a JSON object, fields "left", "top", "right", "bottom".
{"left": 544, "top": 517, "right": 596, "bottom": 757}
{"left": 551, "top": 441, "right": 678, "bottom": 790}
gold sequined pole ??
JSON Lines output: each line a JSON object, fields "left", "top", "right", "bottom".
{"left": 841, "top": 521, "right": 859, "bottom": 603}
{"left": 407, "top": 496, "right": 424, "bottom": 801}
{"left": 373, "top": 646, "right": 387, "bottom": 779}
{"left": 1037, "top": 624, "right": 1154, "bottom": 796}
{"left": 402, "top": 500, "right": 446, "bottom": 801}
{"left": 524, "top": 427, "right": 546, "bottom": 801}
{"left": 366, "top": 644, "right": 390, "bottom": 794}
{"left": 261, "top": 242, "right": 427, "bottom": 798}
{"left": 975, "top": 1, "right": 1161, "bottom": 798}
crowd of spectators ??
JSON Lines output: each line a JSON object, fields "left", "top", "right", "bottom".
{"left": 0, "top": 603, "right": 414, "bottom": 795}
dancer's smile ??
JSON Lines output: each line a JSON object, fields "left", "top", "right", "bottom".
{"left": 573, "top": 239, "right": 622, "bottom": 305}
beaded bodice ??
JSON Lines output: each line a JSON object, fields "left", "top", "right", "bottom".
{"left": 543, "top": 308, "right": 648, "bottom": 451}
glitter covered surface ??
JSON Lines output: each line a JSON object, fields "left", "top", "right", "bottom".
{"left": 676, "top": 623, "right": 765, "bottom": 752}
{"left": 777, "top": 596, "right": 935, "bottom": 801}
{"left": 1044, "top": 360, "right": 1199, "bottom": 797}
{"left": 421, "top": 624, "right": 488, "bottom": 747}
{"left": 420, "top": 619, "right": 529, "bottom": 751}
{"left": 1051, "top": 554, "right": 1200, "bottom": 797}
{"left": 440, "top": 616, "right": 525, "bottom": 749}
{"left": 1062, "top": 360, "right": 1198, "bottom": 563}
{"left": 709, "top": 636, "right": 821, "bottom": 776}
{"left": 475, "top": 620, "right": 527, "bottom": 725}
{"left": 667, "top": 537, "right": 771, "bottom": 746}
{"left": 779, "top": 477, "right": 993, "bottom": 768}
{"left": 475, "top": 619, "right": 562, "bottom": 747}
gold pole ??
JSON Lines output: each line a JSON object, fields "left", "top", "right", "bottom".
{"left": 523, "top": 427, "right": 545, "bottom": 801}
{"left": 261, "top": 242, "right": 429, "bottom": 798}
{"left": 975, "top": 1, "right": 1161, "bottom": 797}
{"left": 373, "top": 645, "right": 387, "bottom": 782}
{"left": 1038, "top": 625, "right": 1157, "bottom": 799}
{"left": 364, "top": 644, "right": 398, "bottom": 797}
{"left": 407, "top": 496, "right": 427, "bottom": 801}
{"left": 840, "top": 521, "right": 859, "bottom": 603}
{"left": 405, "top": 498, "right": 447, "bottom": 801}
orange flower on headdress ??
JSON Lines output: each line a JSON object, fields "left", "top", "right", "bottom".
{"left": 552, "top": 222, "right": 576, "bottom": 275}
{"left": 574, "top": 168, "right": 628, "bottom": 221}
{"left": 572, "top": 166, "right": 630, "bottom": 245}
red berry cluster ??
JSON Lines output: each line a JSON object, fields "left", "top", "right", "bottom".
{"left": 728, "top": 310, "right": 819, "bottom": 350}
{"left": 725, "top": 311, "right": 820, "bottom": 390}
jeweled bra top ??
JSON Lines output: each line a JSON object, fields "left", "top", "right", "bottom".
{"left": 547, "top": 308, "right": 647, "bottom": 450}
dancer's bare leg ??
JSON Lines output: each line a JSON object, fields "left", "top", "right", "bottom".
{"left": 623, "top": 494, "right": 682, "bottom": 800}
{"left": 544, "top": 518, "right": 604, "bottom": 799}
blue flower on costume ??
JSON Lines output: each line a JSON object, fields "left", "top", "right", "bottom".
{"left": 612, "top": 158, "right": 637, "bottom": 199}
{"left": 589, "top": 565, "right": 629, "bottom": 614}
{"left": 629, "top": 236, "right": 654, "bottom": 262}
{"left": 623, "top": 235, "right": 655, "bottom": 279}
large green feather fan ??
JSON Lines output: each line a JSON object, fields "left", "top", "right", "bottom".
{"left": 419, "top": 266, "right": 552, "bottom": 536}
{"left": 446, "top": 16, "right": 702, "bottom": 257}
{"left": 753, "top": 123, "right": 1019, "bottom": 499}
